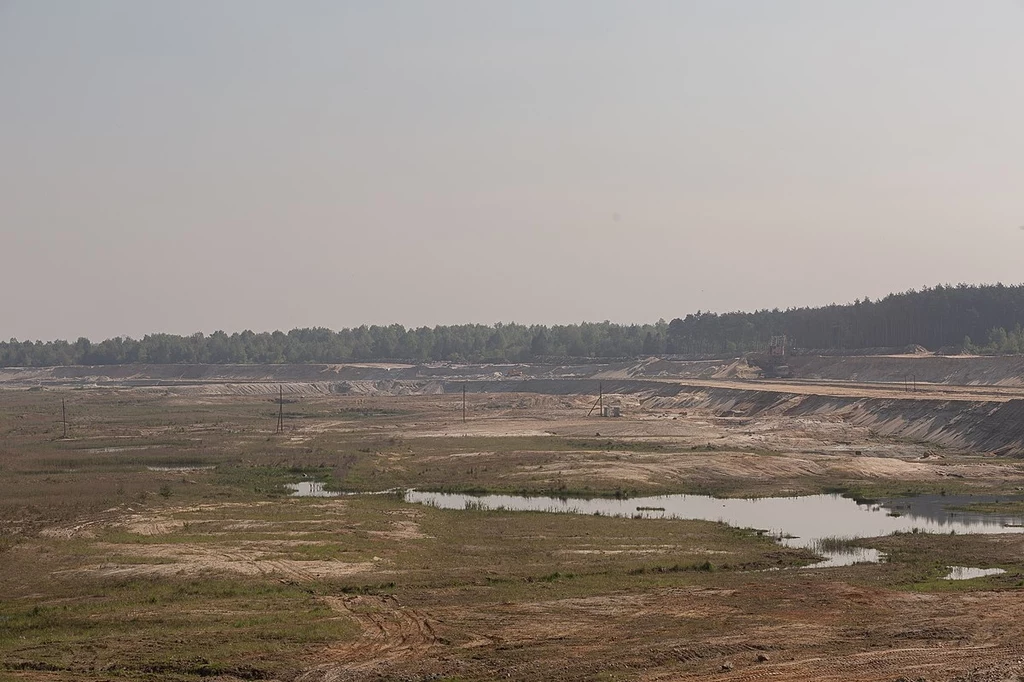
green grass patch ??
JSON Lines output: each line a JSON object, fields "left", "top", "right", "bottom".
{"left": 822, "top": 481, "right": 976, "bottom": 506}
{"left": 945, "top": 500, "right": 1024, "bottom": 515}
{"left": 0, "top": 576, "right": 358, "bottom": 679}
{"left": 813, "top": 536, "right": 863, "bottom": 553}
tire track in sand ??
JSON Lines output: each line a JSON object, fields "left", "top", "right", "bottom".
{"left": 704, "top": 644, "right": 1024, "bottom": 681}
{"left": 297, "top": 594, "right": 447, "bottom": 682}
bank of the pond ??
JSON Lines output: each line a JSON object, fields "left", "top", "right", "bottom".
{"left": 287, "top": 483, "right": 1024, "bottom": 569}
{"left": 403, "top": 491, "right": 1024, "bottom": 568}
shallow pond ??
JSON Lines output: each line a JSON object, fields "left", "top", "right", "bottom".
{"left": 147, "top": 465, "right": 216, "bottom": 472}
{"left": 286, "top": 481, "right": 342, "bottom": 497}
{"left": 286, "top": 482, "right": 402, "bottom": 498}
{"left": 943, "top": 566, "right": 1007, "bottom": 580}
{"left": 402, "top": 491, "right": 1024, "bottom": 568}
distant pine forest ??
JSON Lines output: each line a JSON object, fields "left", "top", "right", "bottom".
{"left": 6, "top": 284, "right": 1024, "bottom": 367}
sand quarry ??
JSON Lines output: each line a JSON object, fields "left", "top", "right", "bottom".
{"left": 6, "top": 354, "right": 1024, "bottom": 680}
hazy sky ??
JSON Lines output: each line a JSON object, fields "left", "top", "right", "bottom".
{"left": 3, "top": 1, "right": 1024, "bottom": 341}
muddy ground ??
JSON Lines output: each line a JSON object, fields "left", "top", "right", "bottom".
{"left": 5, "top": 361, "right": 1024, "bottom": 680}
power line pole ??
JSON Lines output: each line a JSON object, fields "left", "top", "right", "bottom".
{"left": 276, "top": 386, "right": 284, "bottom": 433}
{"left": 587, "top": 382, "right": 604, "bottom": 417}
{"left": 463, "top": 383, "right": 467, "bottom": 423}
{"left": 62, "top": 398, "right": 67, "bottom": 439}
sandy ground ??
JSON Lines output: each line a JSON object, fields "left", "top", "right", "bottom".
{"left": 297, "top": 578, "right": 1024, "bottom": 682}
{"left": 10, "top": 362, "right": 1024, "bottom": 680}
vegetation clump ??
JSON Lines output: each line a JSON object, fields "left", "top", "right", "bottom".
{"left": 9, "top": 283, "right": 1024, "bottom": 365}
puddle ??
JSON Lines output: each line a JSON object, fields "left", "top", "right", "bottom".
{"left": 146, "top": 466, "right": 216, "bottom": 472}
{"left": 286, "top": 481, "right": 343, "bottom": 497}
{"left": 287, "top": 483, "right": 404, "bottom": 498}
{"left": 943, "top": 566, "right": 1007, "bottom": 580}
{"left": 403, "top": 492, "right": 1024, "bottom": 568}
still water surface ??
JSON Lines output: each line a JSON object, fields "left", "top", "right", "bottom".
{"left": 285, "top": 482, "right": 1024, "bottom": 568}
{"left": 402, "top": 491, "right": 1024, "bottom": 568}
{"left": 944, "top": 566, "right": 1007, "bottom": 580}
{"left": 286, "top": 481, "right": 341, "bottom": 497}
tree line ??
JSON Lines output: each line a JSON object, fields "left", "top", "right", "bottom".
{"left": 5, "top": 284, "right": 1024, "bottom": 367}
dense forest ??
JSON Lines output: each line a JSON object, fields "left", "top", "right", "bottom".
{"left": 5, "top": 284, "right": 1024, "bottom": 367}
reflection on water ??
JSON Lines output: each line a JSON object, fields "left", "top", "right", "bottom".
{"left": 286, "top": 481, "right": 342, "bottom": 497}
{"left": 803, "top": 544, "right": 882, "bottom": 569}
{"left": 403, "top": 491, "right": 1024, "bottom": 568}
{"left": 287, "top": 482, "right": 403, "bottom": 498}
{"left": 944, "top": 566, "right": 1007, "bottom": 580}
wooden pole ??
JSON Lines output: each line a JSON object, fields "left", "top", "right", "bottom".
{"left": 62, "top": 398, "right": 67, "bottom": 439}
{"left": 463, "top": 383, "right": 467, "bottom": 423}
{"left": 599, "top": 382, "right": 603, "bottom": 417}
{"left": 277, "top": 386, "right": 284, "bottom": 433}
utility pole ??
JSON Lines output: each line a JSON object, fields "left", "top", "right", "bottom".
{"left": 587, "top": 382, "right": 605, "bottom": 417}
{"left": 463, "top": 383, "right": 467, "bottom": 423}
{"left": 62, "top": 398, "right": 67, "bottom": 439}
{"left": 276, "top": 386, "right": 284, "bottom": 433}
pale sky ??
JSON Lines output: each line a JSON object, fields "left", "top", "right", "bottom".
{"left": 3, "top": 1, "right": 1023, "bottom": 341}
